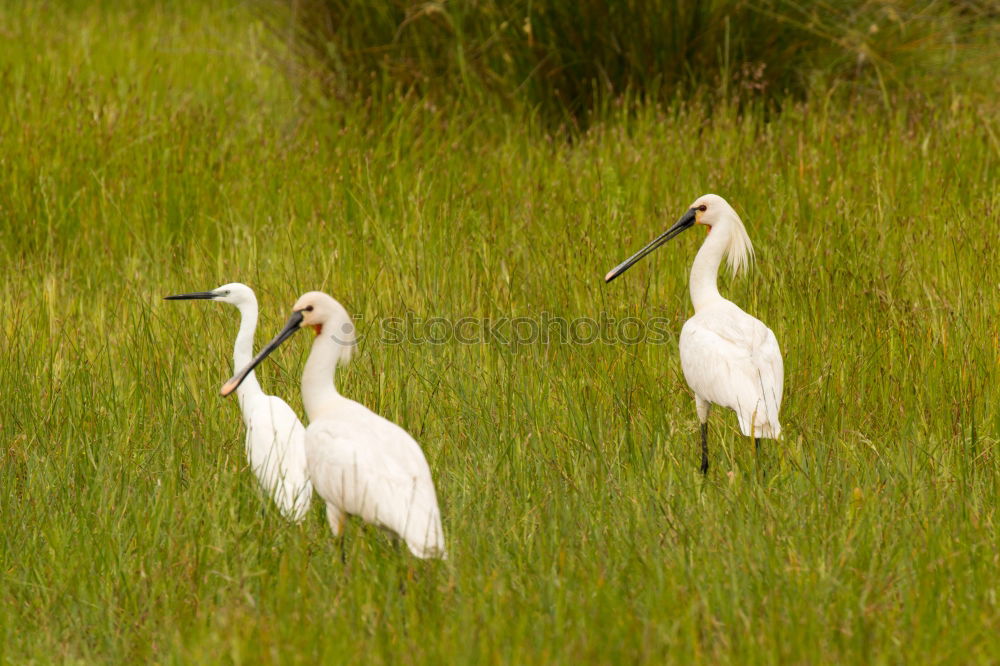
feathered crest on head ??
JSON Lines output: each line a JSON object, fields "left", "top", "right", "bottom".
{"left": 724, "top": 208, "right": 755, "bottom": 278}
{"left": 696, "top": 193, "right": 755, "bottom": 278}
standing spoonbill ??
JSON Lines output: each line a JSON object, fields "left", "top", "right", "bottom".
{"left": 165, "top": 283, "right": 312, "bottom": 521}
{"left": 604, "top": 194, "right": 783, "bottom": 474}
{"left": 220, "top": 292, "right": 447, "bottom": 559}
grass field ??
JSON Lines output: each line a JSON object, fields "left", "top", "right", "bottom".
{"left": 1, "top": 1, "right": 999, "bottom": 663}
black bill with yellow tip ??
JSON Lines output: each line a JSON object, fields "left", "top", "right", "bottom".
{"left": 604, "top": 207, "right": 698, "bottom": 283}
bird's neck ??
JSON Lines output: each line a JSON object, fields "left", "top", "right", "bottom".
{"left": 689, "top": 226, "right": 728, "bottom": 312}
{"left": 233, "top": 301, "right": 263, "bottom": 400}
{"left": 301, "top": 329, "right": 348, "bottom": 421}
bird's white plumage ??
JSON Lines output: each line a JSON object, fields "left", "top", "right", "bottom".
{"left": 680, "top": 300, "right": 783, "bottom": 438}
{"left": 306, "top": 399, "right": 446, "bottom": 559}
{"left": 225, "top": 290, "right": 447, "bottom": 558}
{"left": 677, "top": 194, "right": 784, "bottom": 440}
{"left": 605, "top": 193, "right": 784, "bottom": 470}
{"left": 169, "top": 282, "right": 312, "bottom": 521}
{"left": 240, "top": 393, "right": 312, "bottom": 521}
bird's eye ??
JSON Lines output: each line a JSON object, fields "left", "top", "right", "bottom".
{"left": 304, "top": 305, "right": 314, "bottom": 312}
{"left": 698, "top": 204, "right": 708, "bottom": 212}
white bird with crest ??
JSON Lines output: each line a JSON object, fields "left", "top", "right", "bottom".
{"left": 165, "top": 283, "right": 312, "bottom": 520}
{"left": 605, "top": 194, "right": 783, "bottom": 473}
{"left": 220, "top": 291, "right": 447, "bottom": 559}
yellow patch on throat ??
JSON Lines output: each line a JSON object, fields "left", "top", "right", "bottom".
{"left": 695, "top": 208, "right": 709, "bottom": 233}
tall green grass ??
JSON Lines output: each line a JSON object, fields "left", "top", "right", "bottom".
{"left": 265, "top": 0, "right": 996, "bottom": 121}
{"left": 0, "top": 1, "right": 998, "bottom": 663}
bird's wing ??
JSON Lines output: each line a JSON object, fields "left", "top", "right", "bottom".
{"left": 759, "top": 327, "right": 783, "bottom": 415}
{"left": 306, "top": 410, "right": 445, "bottom": 556}
{"left": 243, "top": 396, "right": 311, "bottom": 519}
{"left": 679, "top": 307, "right": 783, "bottom": 437}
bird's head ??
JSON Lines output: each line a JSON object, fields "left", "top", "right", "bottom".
{"left": 688, "top": 193, "right": 737, "bottom": 232}
{"left": 221, "top": 290, "right": 356, "bottom": 397}
{"left": 164, "top": 282, "right": 256, "bottom": 307}
{"left": 604, "top": 193, "right": 753, "bottom": 282}
{"left": 290, "top": 292, "right": 357, "bottom": 348}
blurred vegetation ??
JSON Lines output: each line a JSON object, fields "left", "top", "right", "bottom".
{"left": 262, "top": 0, "right": 998, "bottom": 123}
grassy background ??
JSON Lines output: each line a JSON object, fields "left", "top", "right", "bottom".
{"left": 1, "top": 1, "right": 999, "bottom": 663}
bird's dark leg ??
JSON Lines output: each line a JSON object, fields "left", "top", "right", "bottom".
{"left": 700, "top": 423, "right": 709, "bottom": 475}
{"left": 754, "top": 437, "right": 767, "bottom": 481}
{"left": 396, "top": 540, "right": 409, "bottom": 597}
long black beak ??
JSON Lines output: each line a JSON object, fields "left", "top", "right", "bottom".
{"left": 220, "top": 310, "right": 304, "bottom": 397}
{"left": 604, "top": 208, "right": 698, "bottom": 283}
{"left": 164, "top": 291, "right": 218, "bottom": 300}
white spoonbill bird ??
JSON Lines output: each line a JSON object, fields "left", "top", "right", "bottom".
{"left": 220, "top": 292, "right": 447, "bottom": 559}
{"left": 605, "top": 194, "right": 783, "bottom": 474}
{"left": 165, "top": 283, "right": 312, "bottom": 521}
